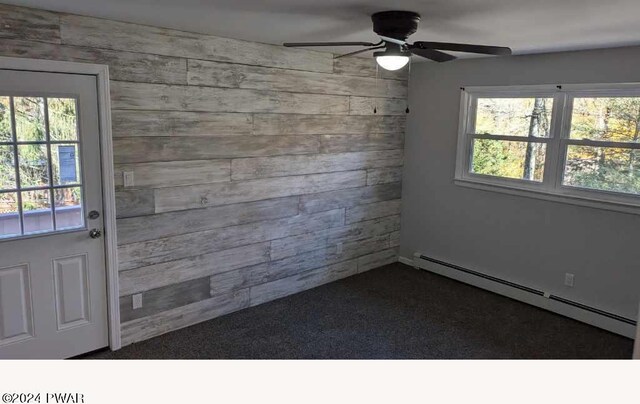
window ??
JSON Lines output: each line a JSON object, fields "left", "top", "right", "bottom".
{"left": 455, "top": 84, "right": 640, "bottom": 211}
{"left": 1, "top": 95, "right": 84, "bottom": 239}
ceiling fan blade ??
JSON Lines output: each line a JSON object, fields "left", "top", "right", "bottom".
{"left": 413, "top": 41, "right": 512, "bottom": 55}
{"left": 409, "top": 47, "right": 457, "bottom": 63}
{"left": 334, "top": 45, "right": 386, "bottom": 59}
{"left": 284, "top": 41, "right": 382, "bottom": 48}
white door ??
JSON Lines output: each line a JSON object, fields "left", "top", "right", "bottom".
{"left": 0, "top": 70, "right": 108, "bottom": 359}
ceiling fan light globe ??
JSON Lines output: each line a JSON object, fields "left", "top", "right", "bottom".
{"left": 376, "top": 55, "right": 410, "bottom": 71}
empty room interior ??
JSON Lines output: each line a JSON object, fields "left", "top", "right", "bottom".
{"left": 0, "top": 0, "right": 639, "bottom": 360}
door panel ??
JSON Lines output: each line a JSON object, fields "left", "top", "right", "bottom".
{"left": 0, "top": 69, "right": 107, "bottom": 359}
{"left": 53, "top": 254, "right": 90, "bottom": 330}
{"left": 0, "top": 264, "right": 33, "bottom": 345}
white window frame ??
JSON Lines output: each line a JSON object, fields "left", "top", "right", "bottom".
{"left": 454, "top": 83, "right": 640, "bottom": 215}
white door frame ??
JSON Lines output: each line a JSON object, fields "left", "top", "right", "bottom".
{"left": 0, "top": 56, "right": 120, "bottom": 351}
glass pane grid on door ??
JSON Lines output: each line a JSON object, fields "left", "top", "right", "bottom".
{"left": 0, "top": 95, "right": 84, "bottom": 239}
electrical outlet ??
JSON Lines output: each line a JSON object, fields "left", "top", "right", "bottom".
{"left": 132, "top": 293, "right": 143, "bottom": 309}
{"left": 564, "top": 273, "right": 575, "bottom": 287}
{"left": 336, "top": 242, "right": 343, "bottom": 254}
{"left": 123, "top": 171, "right": 135, "bottom": 188}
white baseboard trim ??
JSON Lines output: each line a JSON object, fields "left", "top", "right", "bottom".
{"left": 400, "top": 254, "right": 636, "bottom": 339}
{"left": 398, "top": 256, "right": 416, "bottom": 267}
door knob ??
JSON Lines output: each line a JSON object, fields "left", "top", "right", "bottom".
{"left": 89, "top": 228, "right": 102, "bottom": 239}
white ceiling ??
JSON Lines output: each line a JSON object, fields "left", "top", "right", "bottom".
{"left": 6, "top": 0, "right": 640, "bottom": 59}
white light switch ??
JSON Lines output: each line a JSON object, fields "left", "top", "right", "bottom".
{"left": 132, "top": 293, "right": 143, "bottom": 309}
{"left": 123, "top": 171, "right": 135, "bottom": 188}
{"left": 336, "top": 242, "right": 343, "bottom": 254}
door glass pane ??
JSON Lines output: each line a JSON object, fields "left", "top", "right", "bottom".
{"left": 570, "top": 97, "right": 640, "bottom": 142}
{"left": 48, "top": 98, "right": 78, "bottom": 141}
{"left": 14, "top": 97, "right": 46, "bottom": 142}
{"left": 0, "top": 192, "right": 20, "bottom": 238}
{"left": 18, "top": 144, "right": 49, "bottom": 188}
{"left": 472, "top": 138, "right": 547, "bottom": 182}
{"left": 0, "top": 97, "right": 12, "bottom": 142}
{"left": 55, "top": 187, "right": 83, "bottom": 230}
{"left": 475, "top": 97, "right": 554, "bottom": 137}
{"left": 0, "top": 94, "right": 86, "bottom": 239}
{"left": 563, "top": 145, "right": 640, "bottom": 195}
{"left": 51, "top": 143, "right": 80, "bottom": 186}
{"left": 22, "top": 189, "right": 53, "bottom": 234}
{"left": 0, "top": 145, "right": 16, "bottom": 189}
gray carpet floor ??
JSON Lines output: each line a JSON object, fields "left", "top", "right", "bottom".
{"left": 85, "top": 263, "right": 634, "bottom": 359}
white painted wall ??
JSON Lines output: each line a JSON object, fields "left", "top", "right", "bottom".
{"left": 401, "top": 45, "right": 640, "bottom": 323}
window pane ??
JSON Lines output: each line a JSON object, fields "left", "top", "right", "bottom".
{"left": 54, "top": 187, "right": 83, "bottom": 230}
{"left": 472, "top": 138, "right": 547, "bottom": 182}
{"left": 14, "top": 97, "right": 46, "bottom": 142}
{"left": 0, "top": 192, "right": 20, "bottom": 238}
{"left": 570, "top": 97, "right": 640, "bottom": 142}
{"left": 563, "top": 145, "right": 640, "bottom": 195}
{"left": 18, "top": 144, "right": 49, "bottom": 188}
{"left": 51, "top": 143, "right": 80, "bottom": 186}
{"left": 475, "top": 97, "right": 553, "bottom": 137}
{"left": 0, "top": 97, "right": 12, "bottom": 142}
{"left": 48, "top": 98, "right": 78, "bottom": 141}
{"left": 22, "top": 189, "right": 52, "bottom": 234}
{"left": 0, "top": 145, "right": 16, "bottom": 190}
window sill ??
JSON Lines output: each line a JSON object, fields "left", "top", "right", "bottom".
{"left": 454, "top": 177, "right": 640, "bottom": 216}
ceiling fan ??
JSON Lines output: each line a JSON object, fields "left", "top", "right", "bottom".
{"left": 284, "top": 11, "right": 512, "bottom": 71}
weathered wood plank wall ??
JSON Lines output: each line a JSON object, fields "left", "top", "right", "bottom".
{"left": 0, "top": 4, "right": 406, "bottom": 346}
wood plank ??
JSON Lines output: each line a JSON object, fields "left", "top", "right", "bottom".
{"left": 187, "top": 59, "right": 407, "bottom": 98}
{"left": 345, "top": 199, "right": 402, "bottom": 224}
{"left": 120, "top": 277, "right": 211, "bottom": 322}
{"left": 264, "top": 235, "right": 389, "bottom": 284}
{"left": 116, "top": 196, "right": 299, "bottom": 245}
{"left": 115, "top": 189, "right": 155, "bottom": 219}
{"left": 326, "top": 215, "right": 400, "bottom": 245}
{"left": 121, "top": 289, "right": 250, "bottom": 346}
{"left": 112, "top": 110, "right": 253, "bottom": 138}
{"left": 269, "top": 231, "right": 330, "bottom": 262}
{"left": 111, "top": 81, "right": 349, "bottom": 114}
{"left": 357, "top": 247, "right": 399, "bottom": 273}
{"left": 231, "top": 150, "right": 403, "bottom": 180}
{"left": 253, "top": 114, "right": 406, "bottom": 135}
{"left": 61, "top": 14, "right": 333, "bottom": 73}
{"left": 119, "top": 242, "right": 270, "bottom": 296}
{"left": 154, "top": 171, "right": 366, "bottom": 213}
{"left": 113, "top": 135, "right": 319, "bottom": 164}
{"left": 300, "top": 183, "right": 402, "bottom": 214}
{"left": 319, "top": 133, "right": 403, "bottom": 153}
{"left": 115, "top": 160, "right": 230, "bottom": 189}
{"left": 0, "top": 4, "right": 60, "bottom": 43}
{"left": 118, "top": 209, "right": 345, "bottom": 270}
{"left": 366, "top": 167, "right": 404, "bottom": 186}
{"left": 249, "top": 260, "right": 358, "bottom": 307}
{"left": 333, "top": 56, "right": 407, "bottom": 80}
{"left": 0, "top": 38, "right": 186, "bottom": 84}
{"left": 270, "top": 215, "right": 401, "bottom": 261}
{"left": 209, "top": 263, "right": 269, "bottom": 297}
{"left": 390, "top": 230, "right": 400, "bottom": 248}
{"left": 349, "top": 96, "right": 408, "bottom": 116}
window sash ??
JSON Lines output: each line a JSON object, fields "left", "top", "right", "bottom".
{"left": 455, "top": 84, "right": 640, "bottom": 211}
{"left": 0, "top": 94, "right": 85, "bottom": 238}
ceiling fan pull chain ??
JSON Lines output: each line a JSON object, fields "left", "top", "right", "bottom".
{"left": 405, "top": 58, "right": 411, "bottom": 114}
{"left": 374, "top": 62, "right": 379, "bottom": 114}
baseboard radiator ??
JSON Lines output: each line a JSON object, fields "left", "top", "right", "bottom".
{"left": 404, "top": 253, "right": 637, "bottom": 338}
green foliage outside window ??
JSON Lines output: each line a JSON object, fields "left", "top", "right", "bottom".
{"left": 0, "top": 97, "right": 81, "bottom": 215}
{"left": 471, "top": 95, "right": 640, "bottom": 195}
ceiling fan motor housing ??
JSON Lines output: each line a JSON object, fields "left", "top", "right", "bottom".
{"left": 371, "top": 11, "right": 421, "bottom": 41}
